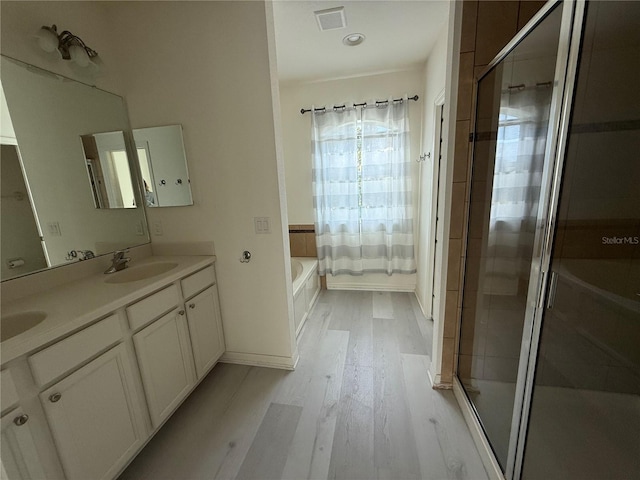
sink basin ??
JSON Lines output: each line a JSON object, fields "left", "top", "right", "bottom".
{"left": 1, "top": 311, "right": 47, "bottom": 342}
{"left": 104, "top": 262, "right": 179, "bottom": 284}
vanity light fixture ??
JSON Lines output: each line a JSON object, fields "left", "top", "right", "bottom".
{"left": 35, "top": 25, "right": 100, "bottom": 68}
{"left": 342, "top": 33, "right": 366, "bottom": 47}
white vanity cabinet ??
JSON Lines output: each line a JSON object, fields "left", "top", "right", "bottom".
{"left": 1, "top": 369, "right": 46, "bottom": 479}
{"left": 185, "top": 287, "right": 224, "bottom": 379}
{"left": 39, "top": 344, "right": 145, "bottom": 480}
{"left": 1, "top": 407, "right": 46, "bottom": 480}
{"left": 181, "top": 265, "right": 224, "bottom": 380}
{"left": 1, "top": 257, "right": 223, "bottom": 480}
{"left": 133, "top": 309, "right": 195, "bottom": 428}
{"left": 127, "top": 264, "right": 224, "bottom": 427}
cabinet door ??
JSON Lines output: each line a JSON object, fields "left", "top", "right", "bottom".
{"left": 40, "top": 345, "right": 145, "bottom": 480}
{"left": 185, "top": 286, "right": 225, "bottom": 379}
{"left": 1, "top": 408, "right": 46, "bottom": 480}
{"left": 133, "top": 309, "right": 194, "bottom": 428}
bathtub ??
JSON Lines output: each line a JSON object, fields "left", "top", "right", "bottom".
{"left": 540, "top": 258, "right": 640, "bottom": 393}
{"left": 291, "top": 257, "right": 320, "bottom": 336}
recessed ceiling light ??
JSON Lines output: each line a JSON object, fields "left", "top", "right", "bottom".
{"left": 343, "top": 33, "right": 365, "bottom": 46}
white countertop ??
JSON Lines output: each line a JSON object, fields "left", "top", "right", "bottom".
{"left": 1, "top": 255, "right": 216, "bottom": 364}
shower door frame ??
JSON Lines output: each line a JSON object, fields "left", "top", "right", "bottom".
{"left": 457, "top": 1, "right": 589, "bottom": 479}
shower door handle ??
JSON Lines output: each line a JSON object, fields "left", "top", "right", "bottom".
{"left": 546, "top": 271, "right": 559, "bottom": 309}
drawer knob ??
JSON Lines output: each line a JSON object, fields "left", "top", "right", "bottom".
{"left": 189, "top": 303, "right": 196, "bottom": 309}
{"left": 178, "top": 310, "right": 185, "bottom": 316}
{"left": 13, "top": 414, "right": 29, "bottom": 426}
{"left": 49, "top": 392, "right": 62, "bottom": 403}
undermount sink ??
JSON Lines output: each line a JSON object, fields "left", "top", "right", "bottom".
{"left": 1, "top": 311, "right": 47, "bottom": 342}
{"left": 104, "top": 262, "right": 179, "bottom": 284}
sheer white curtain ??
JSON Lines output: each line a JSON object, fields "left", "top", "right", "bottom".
{"left": 312, "top": 99, "right": 416, "bottom": 276}
{"left": 486, "top": 86, "right": 551, "bottom": 293}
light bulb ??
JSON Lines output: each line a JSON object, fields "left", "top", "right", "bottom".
{"left": 36, "top": 27, "right": 59, "bottom": 53}
{"left": 88, "top": 55, "right": 104, "bottom": 75}
{"left": 342, "top": 33, "right": 365, "bottom": 47}
{"left": 69, "top": 44, "right": 90, "bottom": 67}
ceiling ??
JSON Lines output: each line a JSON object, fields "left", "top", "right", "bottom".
{"left": 272, "top": 1, "right": 449, "bottom": 85}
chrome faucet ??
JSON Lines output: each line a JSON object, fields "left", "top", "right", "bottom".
{"left": 104, "top": 250, "right": 131, "bottom": 274}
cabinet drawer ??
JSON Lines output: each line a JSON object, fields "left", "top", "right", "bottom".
{"left": 181, "top": 265, "right": 216, "bottom": 299}
{"left": 0, "top": 370, "right": 19, "bottom": 411}
{"left": 127, "top": 284, "right": 180, "bottom": 331}
{"left": 29, "top": 314, "right": 122, "bottom": 387}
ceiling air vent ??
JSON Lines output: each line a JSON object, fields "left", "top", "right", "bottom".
{"left": 314, "top": 7, "right": 347, "bottom": 31}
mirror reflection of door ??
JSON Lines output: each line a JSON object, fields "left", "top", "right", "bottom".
{"left": 80, "top": 131, "right": 137, "bottom": 209}
{"left": 1, "top": 144, "right": 49, "bottom": 278}
{"left": 133, "top": 125, "right": 193, "bottom": 207}
{"left": 136, "top": 143, "right": 156, "bottom": 207}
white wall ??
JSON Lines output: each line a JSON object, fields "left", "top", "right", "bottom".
{"left": 415, "top": 28, "right": 449, "bottom": 316}
{"left": 279, "top": 70, "right": 424, "bottom": 291}
{"left": 1, "top": 1, "right": 297, "bottom": 367}
{"left": 105, "top": 1, "right": 296, "bottom": 366}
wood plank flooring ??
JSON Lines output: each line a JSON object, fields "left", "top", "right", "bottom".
{"left": 119, "top": 291, "right": 488, "bottom": 480}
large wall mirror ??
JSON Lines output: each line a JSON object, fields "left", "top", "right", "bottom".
{"left": 0, "top": 55, "right": 149, "bottom": 281}
{"left": 133, "top": 125, "right": 193, "bottom": 207}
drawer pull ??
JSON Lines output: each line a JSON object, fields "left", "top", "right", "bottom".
{"left": 189, "top": 303, "right": 196, "bottom": 309}
{"left": 49, "top": 392, "right": 62, "bottom": 403}
{"left": 178, "top": 310, "right": 185, "bottom": 316}
{"left": 13, "top": 414, "right": 29, "bottom": 426}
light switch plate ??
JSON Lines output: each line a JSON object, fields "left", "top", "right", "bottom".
{"left": 254, "top": 217, "right": 271, "bottom": 234}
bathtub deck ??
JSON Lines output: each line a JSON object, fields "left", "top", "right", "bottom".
{"left": 119, "top": 291, "right": 488, "bottom": 480}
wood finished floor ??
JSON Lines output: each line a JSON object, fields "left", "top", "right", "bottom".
{"left": 119, "top": 291, "right": 488, "bottom": 480}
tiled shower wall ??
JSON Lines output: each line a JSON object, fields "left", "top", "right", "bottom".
{"left": 439, "top": 0, "right": 546, "bottom": 385}
{"left": 288, "top": 225, "right": 316, "bottom": 257}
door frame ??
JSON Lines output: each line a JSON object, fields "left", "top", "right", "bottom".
{"left": 510, "top": 1, "right": 587, "bottom": 478}
{"left": 428, "top": 94, "right": 446, "bottom": 318}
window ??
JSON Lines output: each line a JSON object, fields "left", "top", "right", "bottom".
{"left": 311, "top": 101, "right": 416, "bottom": 276}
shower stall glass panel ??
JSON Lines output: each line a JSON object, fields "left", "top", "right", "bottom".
{"left": 457, "top": 3, "right": 564, "bottom": 470}
{"left": 522, "top": 2, "right": 640, "bottom": 478}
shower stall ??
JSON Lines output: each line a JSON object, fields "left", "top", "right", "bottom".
{"left": 457, "top": 1, "right": 640, "bottom": 479}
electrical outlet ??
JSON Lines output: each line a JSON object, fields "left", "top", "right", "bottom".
{"left": 153, "top": 220, "right": 163, "bottom": 236}
{"left": 254, "top": 217, "right": 271, "bottom": 234}
{"left": 135, "top": 220, "right": 145, "bottom": 236}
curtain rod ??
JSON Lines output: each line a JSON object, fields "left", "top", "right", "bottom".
{"left": 300, "top": 95, "right": 419, "bottom": 115}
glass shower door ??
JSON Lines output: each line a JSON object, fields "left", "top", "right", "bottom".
{"left": 457, "top": 2, "right": 566, "bottom": 471}
{"left": 521, "top": 2, "right": 640, "bottom": 478}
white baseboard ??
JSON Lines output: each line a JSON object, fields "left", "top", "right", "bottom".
{"left": 327, "top": 284, "right": 415, "bottom": 292}
{"left": 427, "top": 367, "right": 435, "bottom": 387}
{"left": 220, "top": 351, "right": 298, "bottom": 370}
{"left": 452, "top": 377, "right": 505, "bottom": 480}
{"left": 413, "top": 291, "right": 429, "bottom": 319}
